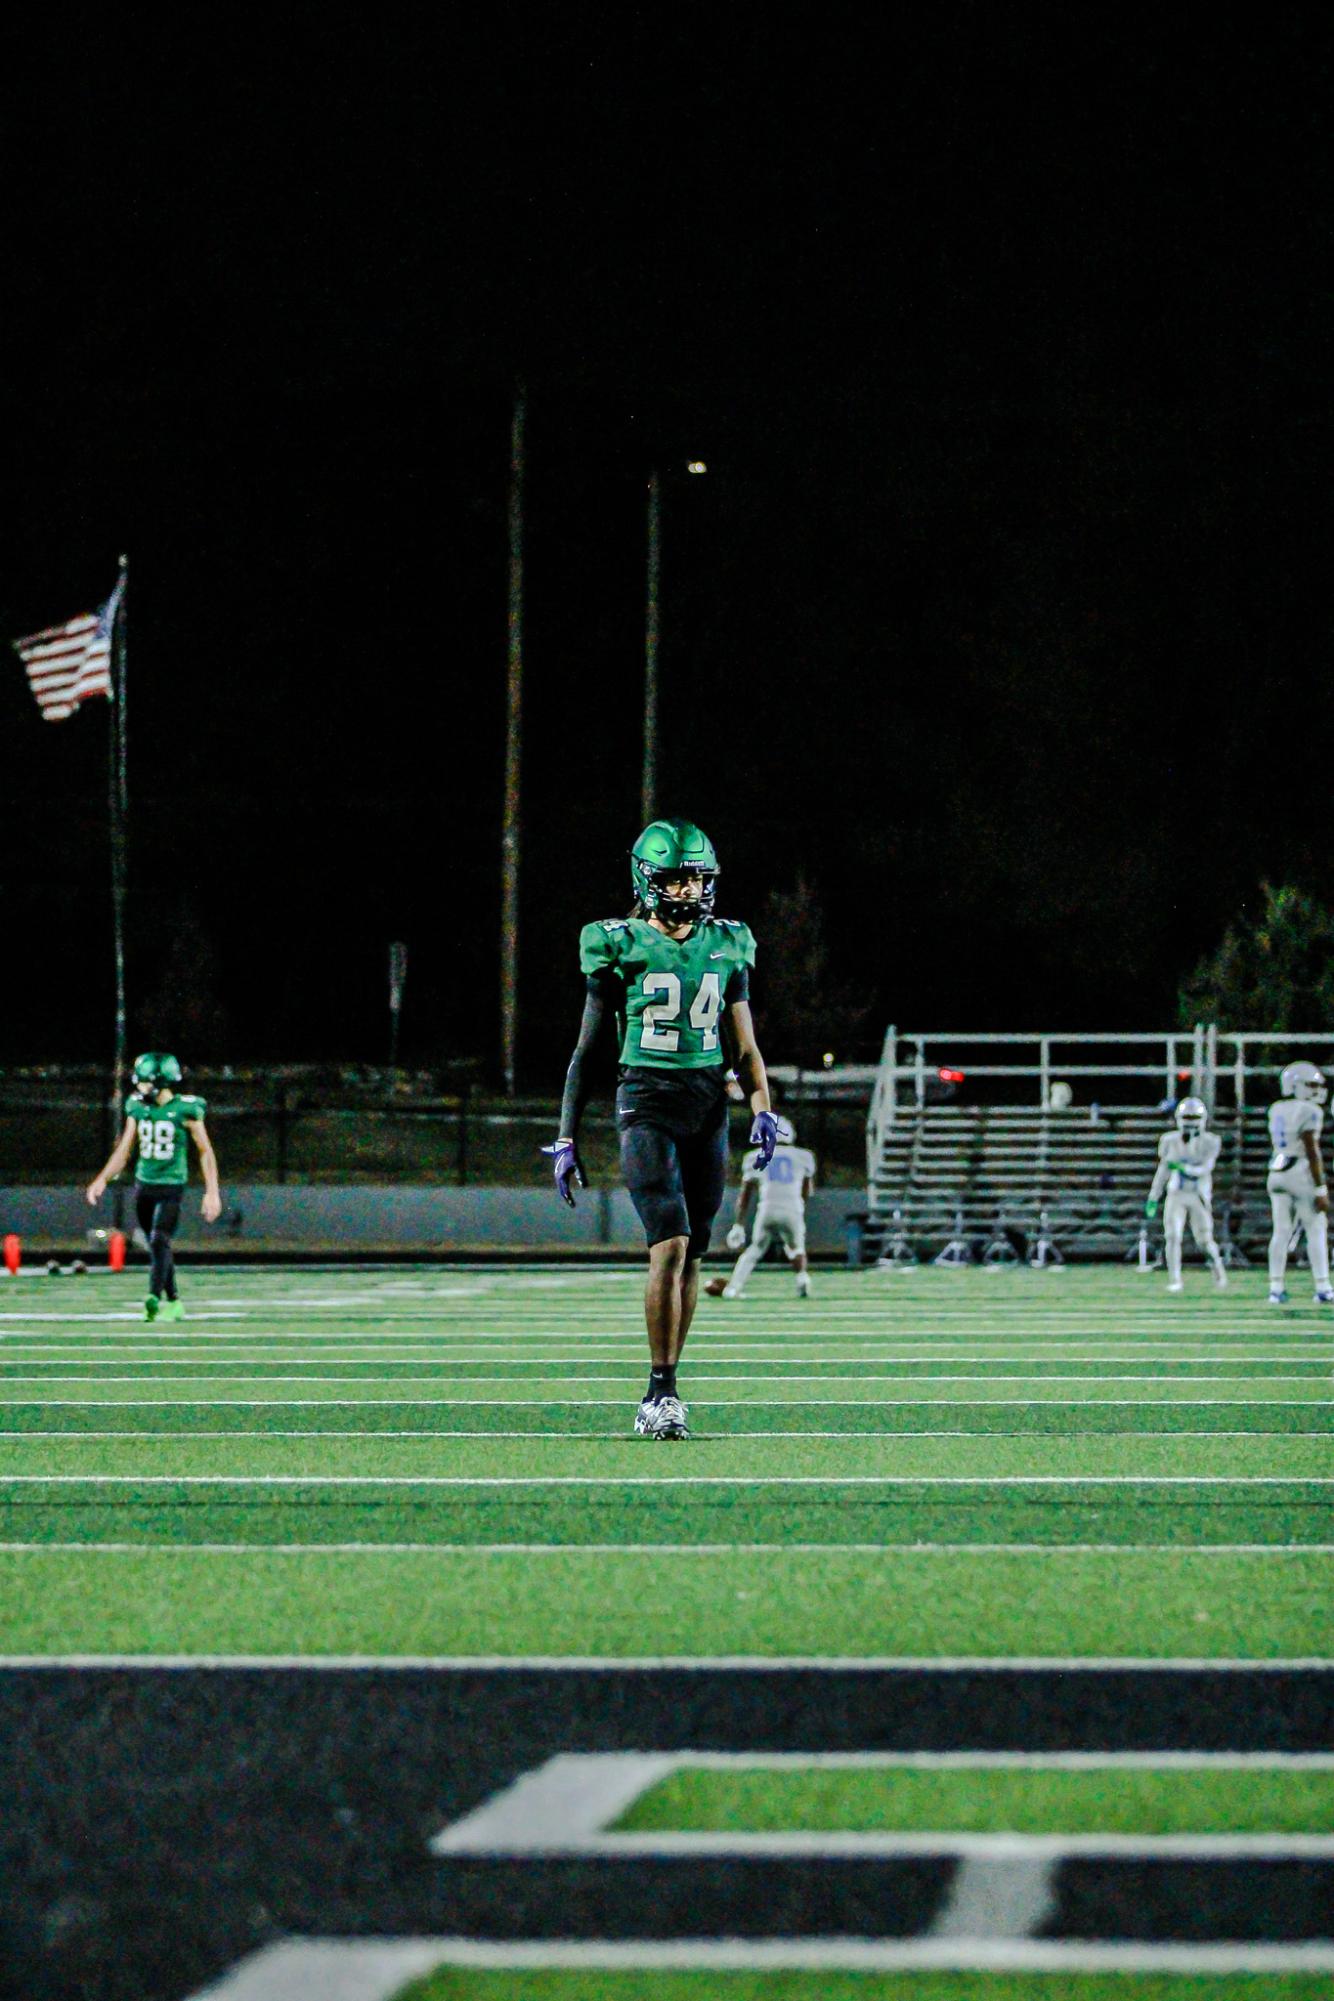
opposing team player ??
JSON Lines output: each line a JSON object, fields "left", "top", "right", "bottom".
{"left": 546, "top": 819, "right": 777, "bottom": 1439}
{"left": 1265, "top": 1060, "right": 1334, "bottom": 1305}
{"left": 706, "top": 1123, "right": 816, "bottom": 1299}
{"left": 1144, "top": 1097, "right": 1226, "bottom": 1293}
{"left": 86, "top": 1052, "right": 222, "bottom": 1320}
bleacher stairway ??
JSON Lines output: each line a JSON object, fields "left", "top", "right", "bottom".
{"left": 864, "top": 1104, "right": 1280, "bottom": 1263}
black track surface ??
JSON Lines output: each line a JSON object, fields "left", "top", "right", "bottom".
{"left": 1, "top": 1664, "right": 1330, "bottom": 2001}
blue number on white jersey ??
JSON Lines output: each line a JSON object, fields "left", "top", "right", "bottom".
{"left": 767, "top": 1154, "right": 796, "bottom": 1183}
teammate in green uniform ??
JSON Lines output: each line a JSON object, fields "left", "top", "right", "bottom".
{"left": 547, "top": 819, "right": 777, "bottom": 1439}
{"left": 86, "top": 1051, "right": 222, "bottom": 1321}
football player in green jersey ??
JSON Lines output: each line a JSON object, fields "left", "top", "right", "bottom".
{"left": 546, "top": 818, "right": 778, "bottom": 1439}
{"left": 86, "top": 1051, "right": 222, "bottom": 1321}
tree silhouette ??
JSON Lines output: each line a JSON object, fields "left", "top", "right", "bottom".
{"left": 1178, "top": 883, "right": 1334, "bottom": 1032}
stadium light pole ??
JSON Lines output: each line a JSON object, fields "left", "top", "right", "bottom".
{"left": 641, "top": 460, "right": 705, "bottom": 826}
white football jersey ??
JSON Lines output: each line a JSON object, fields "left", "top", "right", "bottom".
{"left": 1269, "top": 1097, "right": 1322, "bottom": 1174}
{"left": 1157, "top": 1129, "right": 1220, "bottom": 1203}
{"left": 743, "top": 1143, "right": 816, "bottom": 1216}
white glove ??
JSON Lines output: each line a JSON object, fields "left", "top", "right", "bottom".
{"left": 725, "top": 1224, "right": 747, "bottom": 1252}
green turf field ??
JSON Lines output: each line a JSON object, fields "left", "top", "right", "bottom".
{"left": 612, "top": 1760, "right": 1334, "bottom": 1834}
{"left": 389, "top": 1974, "right": 1334, "bottom": 2001}
{"left": 0, "top": 1263, "right": 1329, "bottom": 1656}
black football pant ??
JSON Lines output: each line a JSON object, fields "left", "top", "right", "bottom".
{"left": 135, "top": 1185, "right": 183, "bottom": 1301}
{"left": 616, "top": 1066, "right": 729, "bottom": 1260}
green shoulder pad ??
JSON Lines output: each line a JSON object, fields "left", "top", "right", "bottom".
{"left": 713, "top": 918, "right": 756, "bottom": 968}
{"left": 178, "top": 1096, "right": 207, "bottom": 1123}
{"left": 579, "top": 920, "right": 630, "bottom": 976}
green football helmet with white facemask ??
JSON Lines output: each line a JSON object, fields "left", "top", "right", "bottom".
{"left": 630, "top": 818, "right": 720, "bottom": 924}
{"left": 132, "top": 1051, "right": 183, "bottom": 1101}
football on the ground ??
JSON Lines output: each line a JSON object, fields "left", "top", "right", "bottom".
{"left": 703, "top": 1276, "right": 727, "bottom": 1296}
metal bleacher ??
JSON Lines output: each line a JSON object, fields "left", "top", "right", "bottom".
{"left": 861, "top": 1028, "right": 1334, "bottom": 1264}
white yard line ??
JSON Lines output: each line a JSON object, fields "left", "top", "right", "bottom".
{"left": 430, "top": 1747, "right": 1334, "bottom": 1856}
{"left": 1, "top": 1373, "right": 1327, "bottom": 1384}
{"left": 179, "top": 1936, "right": 1334, "bottom": 1997}
{"left": 2, "top": 1541, "right": 1330, "bottom": 1555}
{"left": 464, "top": 1828, "right": 1334, "bottom": 1855}
{"left": 430, "top": 1752, "right": 1334, "bottom": 1856}
{"left": 655, "top": 1748, "right": 1334, "bottom": 1767}
{"left": 0, "top": 1396, "right": 1323, "bottom": 1406}
{"left": 2, "top": 1429, "right": 1314, "bottom": 1440}
{"left": 0, "top": 1472, "right": 1326, "bottom": 1486}
{"left": 3, "top": 1652, "right": 1328, "bottom": 1668}
{"left": 7, "top": 1344, "right": 1328, "bottom": 1360}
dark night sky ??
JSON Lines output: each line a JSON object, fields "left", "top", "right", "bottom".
{"left": 2, "top": 15, "right": 1331, "bottom": 1077}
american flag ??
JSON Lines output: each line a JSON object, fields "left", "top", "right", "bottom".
{"left": 12, "top": 578, "right": 123, "bottom": 722}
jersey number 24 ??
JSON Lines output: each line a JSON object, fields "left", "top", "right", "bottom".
{"left": 640, "top": 972, "right": 723, "bottom": 1053}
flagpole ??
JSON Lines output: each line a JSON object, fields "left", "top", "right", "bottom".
{"left": 109, "top": 554, "right": 129, "bottom": 1139}
{"left": 499, "top": 384, "right": 525, "bottom": 1098}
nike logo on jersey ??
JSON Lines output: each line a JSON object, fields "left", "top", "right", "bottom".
{"left": 710, "top": 951, "right": 727, "bottom": 959}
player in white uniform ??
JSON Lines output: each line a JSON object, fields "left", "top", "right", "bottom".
{"left": 1266, "top": 1060, "right": 1334, "bottom": 1305}
{"left": 705, "top": 1124, "right": 816, "bottom": 1299}
{"left": 1144, "top": 1097, "right": 1226, "bottom": 1293}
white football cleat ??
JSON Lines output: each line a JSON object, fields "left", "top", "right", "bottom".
{"left": 648, "top": 1394, "right": 690, "bottom": 1440}
{"left": 1212, "top": 1267, "right": 1229, "bottom": 1288}
{"left": 1166, "top": 1280, "right": 1183, "bottom": 1293}
{"left": 1315, "top": 1287, "right": 1334, "bottom": 1305}
{"left": 721, "top": 1284, "right": 744, "bottom": 1300}
{"left": 1268, "top": 1288, "right": 1290, "bottom": 1307}
{"left": 796, "top": 1275, "right": 811, "bottom": 1297}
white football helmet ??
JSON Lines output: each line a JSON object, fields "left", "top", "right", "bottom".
{"left": 1280, "top": 1060, "right": 1327, "bottom": 1105}
{"left": 1174, "top": 1097, "right": 1208, "bottom": 1138}
{"left": 775, "top": 1117, "right": 796, "bottom": 1145}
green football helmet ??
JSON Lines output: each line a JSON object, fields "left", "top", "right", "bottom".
{"left": 630, "top": 818, "right": 719, "bottom": 922}
{"left": 132, "top": 1051, "right": 183, "bottom": 1099}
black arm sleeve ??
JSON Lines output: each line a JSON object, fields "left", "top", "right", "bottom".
{"left": 557, "top": 973, "right": 618, "bottom": 1140}
{"left": 724, "top": 964, "right": 750, "bottom": 1004}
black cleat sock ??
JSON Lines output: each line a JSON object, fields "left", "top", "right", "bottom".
{"left": 647, "top": 1365, "right": 676, "bottom": 1403}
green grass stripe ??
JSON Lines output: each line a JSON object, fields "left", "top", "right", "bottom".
{"left": 0, "top": 1548, "right": 1326, "bottom": 1654}
{"left": 614, "top": 1764, "right": 1334, "bottom": 1835}
{"left": 1, "top": 1402, "right": 1331, "bottom": 1434}
{"left": 3, "top": 1359, "right": 1325, "bottom": 1378}
{"left": 0, "top": 1380, "right": 1325, "bottom": 1402}
{"left": 390, "top": 1970, "right": 1334, "bottom": 2001}
{"left": 0, "top": 1435, "right": 1326, "bottom": 1475}
{"left": 2, "top": 1488, "right": 1329, "bottom": 1547}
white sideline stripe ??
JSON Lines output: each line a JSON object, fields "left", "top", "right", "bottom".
{"left": 4, "top": 1373, "right": 1327, "bottom": 1384}
{"left": 15, "top": 1343, "right": 1332, "bottom": 1358}
{"left": 4, "top": 1652, "right": 1330, "bottom": 1668}
{"left": 430, "top": 1747, "right": 1334, "bottom": 1857}
{"left": 595, "top": 1749, "right": 1334, "bottom": 1768}
{"left": 3, "top": 1429, "right": 1314, "bottom": 1441}
{"left": 1, "top": 1397, "right": 1325, "bottom": 1408}
{"left": 176, "top": 1937, "right": 1334, "bottom": 1995}
{"left": 453, "top": 1828, "right": 1334, "bottom": 1857}
{"left": 0, "top": 1313, "right": 247, "bottom": 1324}
{"left": 2, "top": 1541, "right": 1328, "bottom": 1555}
{"left": 0, "top": 1473, "right": 1325, "bottom": 1487}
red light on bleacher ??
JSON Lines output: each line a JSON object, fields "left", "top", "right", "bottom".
{"left": 938, "top": 1067, "right": 965, "bottom": 1084}
{"left": 1177, "top": 1069, "right": 1192, "bottom": 1081}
